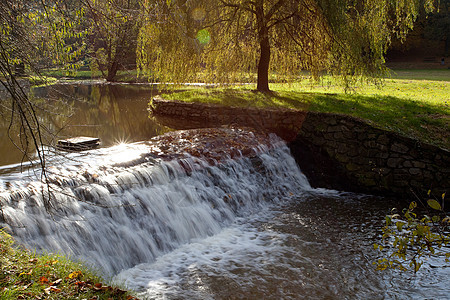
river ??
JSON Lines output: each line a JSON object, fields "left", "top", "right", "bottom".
{"left": 0, "top": 83, "right": 449, "bottom": 299}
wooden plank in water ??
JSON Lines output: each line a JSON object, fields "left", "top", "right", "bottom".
{"left": 57, "top": 137, "right": 100, "bottom": 151}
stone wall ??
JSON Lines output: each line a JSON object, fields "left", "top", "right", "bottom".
{"left": 151, "top": 97, "right": 449, "bottom": 199}
{"left": 291, "top": 112, "right": 449, "bottom": 199}
{"left": 151, "top": 96, "right": 307, "bottom": 141}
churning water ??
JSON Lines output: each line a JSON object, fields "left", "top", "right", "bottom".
{"left": 0, "top": 140, "right": 449, "bottom": 299}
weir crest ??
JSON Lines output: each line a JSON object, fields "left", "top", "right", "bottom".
{"left": 0, "top": 128, "right": 312, "bottom": 275}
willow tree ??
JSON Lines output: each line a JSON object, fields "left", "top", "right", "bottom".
{"left": 139, "top": 0, "right": 435, "bottom": 92}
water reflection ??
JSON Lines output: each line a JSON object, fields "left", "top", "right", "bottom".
{"left": 0, "top": 83, "right": 169, "bottom": 166}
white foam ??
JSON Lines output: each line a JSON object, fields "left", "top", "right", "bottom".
{"left": 0, "top": 141, "right": 311, "bottom": 275}
{"left": 115, "top": 213, "right": 290, "bottom": 299}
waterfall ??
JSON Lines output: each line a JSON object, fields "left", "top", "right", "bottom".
{"left": 0, "top": 139, "right": 311, "bottom": 276}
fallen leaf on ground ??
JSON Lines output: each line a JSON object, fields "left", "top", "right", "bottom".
{"left": 68, "top": 271, "right": 83, "bottom": 279}
{"left": 39, "top": 276, "right": 49, "bottom": 284}
{"left": 44, "top": 286, "right": 61, "bottom": 294}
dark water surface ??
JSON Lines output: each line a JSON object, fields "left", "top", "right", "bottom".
{"left": 117, "top": 192, "right": 450, "bottom": 300}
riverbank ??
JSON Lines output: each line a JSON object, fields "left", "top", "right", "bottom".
{"left": 0, "top": 230, "right": 137, "bottom": 299}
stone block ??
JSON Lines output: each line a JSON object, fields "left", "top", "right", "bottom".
{"left": 352, "top": 156, "right": 368, "bottom": 165}
{"left": 327, "top": 125, "right": 342, "bottom": 133}
{"left": 357, "top": 132, "right": 367, "bottom": 140}
{"left": 342, "top": 130, "right": 354, "bottom": 139}
{"left": 359, "top": 177, "right": 377, "bottom": 186}
{"left": 393, "top": 180, "right": 409, "bottom": 187}
{"left": 327, "top": 118, "right": 337, "bottom": 125}
{"left": 346, "top": 147, "right": 360, "bottom": 157}
{"left": 403, "top": 161, "right": 413, "bottom": 168}
{"left": 376, "top": 152, "right": 389, "bottom": 159}
{"left": 412, "top": 161, "right": 426, "bottom": 169}
{"left": 376, "top": 134, "right": 390, "bottom": 145}
{"left": 333, "top": 132, "right": 344, "bottom": 139}
{"left": 375, "top": 143, "right": 388, "bottom": 151}
{"left": 391, "top": 143, "right": 409, "bottom": 154}
{"left": 408, "top": 168, "right": 422, "bottom": 175}
{"left": 367, "top": 149, "right": 380, "bottom": 157}
{"left": 336, "top": 143, "right": 349, "bottom": 154}
{"left": 335, "top": 153, "right": 350, "bottom": 163}
{"left": 364, "top": 141, "right": 377, "bottom": 148}
{"left": 346, "top": 162, "right": 360, "bottom": 171}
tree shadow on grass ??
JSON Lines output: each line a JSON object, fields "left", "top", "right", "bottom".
{"left": 308, "top": 93, "right": 449, "bottom": 149}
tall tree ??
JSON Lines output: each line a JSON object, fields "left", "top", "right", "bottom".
{"left": 83, "top": 0, "right": 141, "bottom": 82}
{"left": 139, "top": 0, "right": 435, "bottom": 92}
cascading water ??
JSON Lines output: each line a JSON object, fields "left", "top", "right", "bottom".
{"left": 1, "top": 130, "right": 449, "bottom": 299}
{"left": 0, "top": 135, "right": 311, "bottom": 276}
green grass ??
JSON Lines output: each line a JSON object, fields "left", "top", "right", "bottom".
{"left": 28, "top": 76, "right": 58, "bottom": 87}
{"left": 0, "top": 229, "right": 136, "bottom": 300}
{"left": 43, "top": 69, "right": 103, "bottom": 80}
{"left": 41, "top": 69, "right": 151, "bottom": 83}
{"left": 387, "top": 69, "right": 450, "bottom": 81}
{"left": 160, "top": 76, "right": 449, "bottom": 150}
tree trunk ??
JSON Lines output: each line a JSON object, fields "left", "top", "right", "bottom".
{"left": 256, "top": 4, "right": 271, "bottom": 93}
{"left": 106, "top": 60, "right": 119, "bottom": 82}
{"left": 257, "top": 35, "right": 271, "bottom": 92}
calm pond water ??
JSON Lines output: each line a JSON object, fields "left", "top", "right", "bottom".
{"left": 0, "top": 82, "right": 168, "bottom": 167}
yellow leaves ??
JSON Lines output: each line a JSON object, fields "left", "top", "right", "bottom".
{"left": 68, "top": 270, "right": 83, "bottom": 279}
{"left": 373, "top": 243, "right": 384, "bottom": 251}
{"left": 376, "top": 194, "right": 450, "bottom": 273}
{"left": 395, "top": 221, "right": 405, "bottom": 231}
{"left": 19, "top": 270, "right": 33, "bottom": 277}
{"left": 43, "top": 260, "right": 58, "bottom": 268}
{"left": 427, "top": 199, "right": 442, "bottom": 211}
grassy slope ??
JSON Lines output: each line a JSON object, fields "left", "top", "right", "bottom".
{"left": 161, "top": 71, "right": 450, "bottom": 150}
{"left": 0, "top": 230, "right": 136, "bottom": 299}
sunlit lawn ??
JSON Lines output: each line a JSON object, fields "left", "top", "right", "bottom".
{"left": 161, "top": 73, "right": 450, "bottom": 149}
{"left": 388, "top": 69, "right": 450, "bottom": 81}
